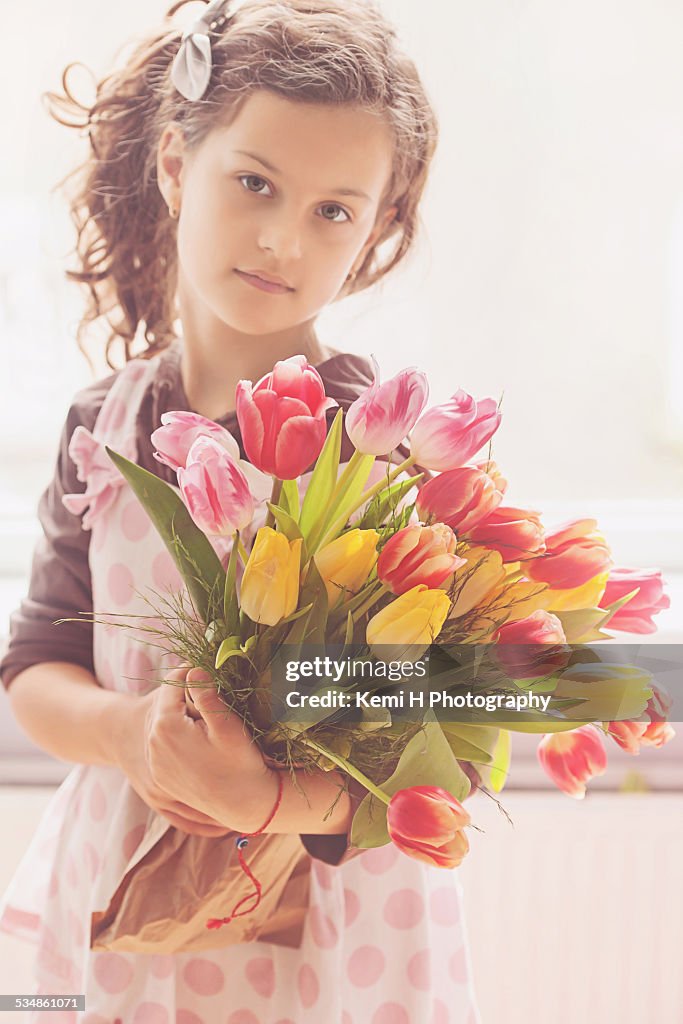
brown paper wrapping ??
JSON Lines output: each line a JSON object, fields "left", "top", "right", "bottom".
{"left": 90, "top": 822, "right": 312, "bottom": 954}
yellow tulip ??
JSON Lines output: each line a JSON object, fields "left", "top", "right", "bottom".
{"left": 314, "top": 528, "right": 379, "bottom": 605}
{"left": 240, "top": 527, "right": 302, "bottom": 626}
{"left": 545, "top": 570, "right": 611, "bottom": 612}
{"left": 367, "top": 584, "right": 452, "bottom": 660}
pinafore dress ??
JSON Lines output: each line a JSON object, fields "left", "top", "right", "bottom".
{"left": 0, "top": 351, "right": 481, "bottom": 1024}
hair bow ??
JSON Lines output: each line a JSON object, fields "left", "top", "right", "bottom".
{"left": 170, "top": 0, "right": 232, "bottom": 101}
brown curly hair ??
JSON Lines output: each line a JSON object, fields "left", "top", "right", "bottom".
{"left": 45, "top": 0, "right": 439, "bottom": 370}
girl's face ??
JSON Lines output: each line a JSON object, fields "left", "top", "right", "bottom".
{"left": 158, "top": 90, "right": 398, "bottom": 336}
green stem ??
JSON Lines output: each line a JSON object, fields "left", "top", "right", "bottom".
{"left": 351, "top": 582, "right": 391, "bottom": 624}
{"left": 298, "top": 736, "right": 391, "bottom": 805}
{"left": 264, "top": 478, "right": 283, "bottom": 529}
{"left": 319, "top": 455, "right": 418, "bottom": 549}
{"left": 237, "top": 537, "right": 250, "bottom": 564}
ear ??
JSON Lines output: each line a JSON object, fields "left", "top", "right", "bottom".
{"left": 350, "top": 204, "right": 399, "bottom": 275}
{"left": 156, "top": 122, "right": 187, "bottom": 210}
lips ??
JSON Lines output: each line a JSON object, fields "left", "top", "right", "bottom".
{"left": 240, "top": 268, "right": 292, "bottom": 288}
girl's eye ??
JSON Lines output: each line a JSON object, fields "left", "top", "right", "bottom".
{"left": 237, "top": 175, "right": 351, "bottom": 223}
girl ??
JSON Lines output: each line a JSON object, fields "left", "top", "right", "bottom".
{"left": 0, "top": 1, "right": 481, "bottom": 1021}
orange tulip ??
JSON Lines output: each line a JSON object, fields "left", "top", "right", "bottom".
{"left": 387, "top": 786, "right": 471, "bottom": 868}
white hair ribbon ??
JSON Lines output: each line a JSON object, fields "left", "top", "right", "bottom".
{"left": 170, "top": 0, "right": 232, "bottom": 101}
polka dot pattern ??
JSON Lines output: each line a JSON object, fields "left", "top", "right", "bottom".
{"left": 183, "top": 958, "right": 225, "bottom": 997}
{"left": 245, "top": 957, "right": 275, "bottom": 998}
{"left": 408, "top": 949, "right": 431, "bottom": 991}
{"left": 227, "top": 1012, "right": 260, "bottom": 1024}
{"left": 120, "top": 497, "right": 151, "bottom": 542}
{"left": 107, "top": 562, "right": 135, "bottom": 606}
{"left": 383, "top": 888, "right": 425, "bottom": 929}
{"left": 347, "top": 945, "right": 386, "bottom": 988}
{"left": 297, "top": 963, "right": 320, "bottom": 1008}
{"left": 132, "top": 1003, "right": 168, "bottom": 1024}
{"left": 372, "top": 1003, "right": 410, "bottom": 1024}
{"left": 93, "top": 952, "right": 134, "bottom": 994}
{"left": 176, "top": 1012, "right": 204, "bottom": 1024}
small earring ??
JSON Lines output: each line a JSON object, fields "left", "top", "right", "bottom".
{"left": 346, "top": 270, "right": 357, "bottom": 283}
{"left": 169, "top": 203, "right": 179, "bottom": 220}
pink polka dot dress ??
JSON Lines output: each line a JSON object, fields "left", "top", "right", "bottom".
{"left": 0, "top": 353, "right": 481, "bottom": 1023}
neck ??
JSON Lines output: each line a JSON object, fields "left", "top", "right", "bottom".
{"left": 176, "top": 277, "right": 335, "bottom": 421}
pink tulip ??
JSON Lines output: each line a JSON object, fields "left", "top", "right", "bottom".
{"left": 537, "top": 725, "right": 607, "bottom": 799}
{"left": 177, "top": 436, "right": 254, "bottom": 536}
{"left": 152, "top": 411, "right": 271, "bottom": 501}
{"left": 345, "top": 356, "right": 429, "bottom": 455}
{"left": 377, "top": 523, "right": 465, "bottom": 595}
{"left": 409, "top": 389, "right": 501, "bottom": 472}
{"left": 527, "top": 518, "right": 612, "bottom": 589}
{"left": 467, "top": 506, "right": 546, "bottom": 562}
{"left": 493, "top": 609, "right": 571, "bottom": 680}
{"left": 387, "top": 786, "right": 471, "bottom": 869}
{"left": 416, "top": 465, "right": 505, "bottom": 533}
{"left": 236, "top": 355, "right": 338, "bottom": 479}
{"left": 152, "top": 411, "right": 239, "bottom": 472}
{"left": 598, "top": 567, "right": 670, "bottom": 634}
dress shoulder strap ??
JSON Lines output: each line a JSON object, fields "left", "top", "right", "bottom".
{"left": 62, "top": 354, "right": 165, "bottom": 531}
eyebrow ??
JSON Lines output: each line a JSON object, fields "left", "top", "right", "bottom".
{"left": 233, "top": 149, "right": 373, "bottom": 202}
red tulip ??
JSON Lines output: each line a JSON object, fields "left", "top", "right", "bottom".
{"left": 409, "top": 389, "right": 502, "bottom": 472}
{"left": 416, "top": 465, "right": 505, "bottom": 533}
{"left": 377, "top": 523, "right": 465, "bottom": 595}
{"left": 345, "top": 356, "right": 429, "bottom": 455}
{"left": 537, "top": 725, "right": 607, "bottom": 799}
{"left": 493, "top": 609, "right": 570, "bottom": 680}
{"left": 467, "top": 506, "right": 546, "bottom": 562}
{"left": 598, "top": 567, "right": 670, "bottom": 634}
{"left": 387, "top": 786, "right": 471, "bottom": 869}
{"left": 527, "top": 518, "right": 612, "bottom": 589}
{"left": 236, "top": 355, "right": 337, "bottom": 479}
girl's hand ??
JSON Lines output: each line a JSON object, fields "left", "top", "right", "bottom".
{"left": 144, "top": 666, "right": 279, "bottom": 835}
{"left": 112, "top": 681, "right": 232, "bottom": 837}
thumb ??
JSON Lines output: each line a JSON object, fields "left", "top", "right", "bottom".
{"left": 185, "top": 669, "right": 239, "bottom": 736}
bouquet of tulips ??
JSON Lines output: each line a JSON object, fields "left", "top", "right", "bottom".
{"left": 102, "top": 354, "right": 673, "bottom": 869}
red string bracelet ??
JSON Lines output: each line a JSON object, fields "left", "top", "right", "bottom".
{"left": 205, "top": 770, "right": 284, "bottom": 931}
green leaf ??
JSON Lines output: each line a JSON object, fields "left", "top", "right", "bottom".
{"left": 266, "top": 503, "right": 305, "bottom": 547}
{"left": 223, "top": 532, "right": 240, "bottom": 634}
{"left": 299, "top": 408, "right": 344, "bottom": 542}
{"left": 487, "top": 728, "right": 511, "bottom": 792}
{"left": 315, "top": 453, "right": 376, "bottom": 550}
{"left": 105, "top": 446, "right": 224, "bottom": 623}
{"left": 280, "top": 478, "right": 301, "bottom": 521}
{"left": 440, "top": 722, "right": 499, "bottom": 764}
{"left": 350, "top": 711, "right": 471, "bottom": 849}
{"left": 300, "top": 559, "right": 329, "bottom": 645}
{"left": 554, "top": 588, "right": 640, "bottom": 643}
{"left": 215, "top": 636, "right": 249, "bottom": 669}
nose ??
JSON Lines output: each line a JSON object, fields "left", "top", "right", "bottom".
{"left": 257, "top": 209, "right": 304, "bottom": 262}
